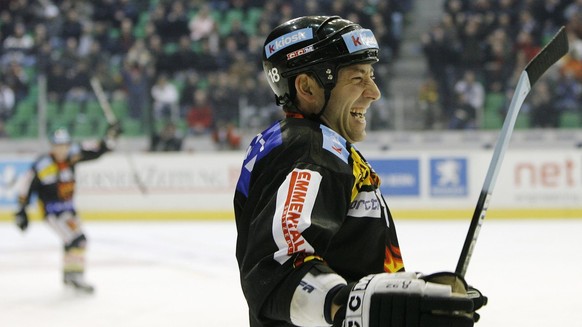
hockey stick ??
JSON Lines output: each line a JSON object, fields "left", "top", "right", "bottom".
{"left": 90, "top": 77, "right": 148, "bottom": 195}
{"left": 90, "top": 77, "right": 117, "bottom": 125}
{"left": 455, "top": 27, "right": 569, "bottom": 277}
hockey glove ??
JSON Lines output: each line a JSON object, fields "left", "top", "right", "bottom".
{"left": 332, "top": 272, "right": 478, "bottom": 327}
{"left": 106, "top": 122, "right": 123, "bottom": 139}
{"left": 15, "top": 208, "right": 29, "bottom": 232}
{"left": 421, "top": 271, "right": 488, "bottom": 321}
{"left": 104, "top": 122, "right": 123, "bottom": 149}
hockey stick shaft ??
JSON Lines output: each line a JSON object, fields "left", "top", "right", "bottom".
{"left": 90, "top": 77, "right": 148, "bottom": 194}
{"left": 90, "top": 77, "right": 118, "bottom": 125}
{"left": 455, "top": 27, "right": 569, "bottom": 277}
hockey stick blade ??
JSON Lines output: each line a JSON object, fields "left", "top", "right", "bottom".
{"left": 455, "top": 26, "right": 569, "bottom": 277}
{"left": 525, "top": 26, "right": 569, "bottom": 86}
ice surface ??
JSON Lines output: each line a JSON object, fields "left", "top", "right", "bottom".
{"left": 1, "top": 218, "right": 581, "bottom": 326}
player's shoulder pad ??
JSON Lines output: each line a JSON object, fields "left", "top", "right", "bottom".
{"left": 320, "top": 125, "right": 349, "bottom": 164}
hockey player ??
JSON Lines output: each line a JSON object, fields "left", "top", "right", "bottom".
{"left": 14, "top": 124, "right": 121, "bottom": 293}
{"left": 234, "top": 16, "right": 487, "bottom": 326}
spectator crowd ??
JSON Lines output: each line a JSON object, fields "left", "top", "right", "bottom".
{"left": 0, "top": 0, "right": 410, "bottom": 146}
{"left": 1, "top": 0, "right": 580, "bottom": 145}
{"left": 421, "top": 0, "right": 582, "bottom": 129}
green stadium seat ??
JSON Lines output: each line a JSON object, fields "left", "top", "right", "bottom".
{"left": 61, "top": 100, "right": 81, "bottom": 118}
{"left": 46, "top": 101, "right": 60, "bottom": 119}
{"left": 559, "top": 111, "right": 581, "bottom": 128}
{"left": 482, "top": 92, "right": 505, "bottom": 129}
{"left": 223, "top": 9, "right": 244, "bottom": 35}
{"left": 245, "top": 8, "right": 263, "bottom": 35}
{"left": 122, "top": 119, "right": 143, "bottom": 136}
{"left": 515, "top": 113, "right": 529, "bottom": 129}
{"left": 73, "top": 119, "right": 97, "bottom": 138}
{"left": 25, "top": 121, "right": 38, "bottom": 138}
{"left": 111, "top": 99, "right": 129, "bottom": 120}
{"left": 5, "top": 119, "right": 26, "bottom": 138}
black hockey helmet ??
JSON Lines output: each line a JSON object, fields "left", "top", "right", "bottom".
{"left": 262, "top": 16, "right": 380, "bottom": 110}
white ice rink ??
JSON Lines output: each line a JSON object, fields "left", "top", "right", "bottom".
{"left": 1, "top": 218, "right": 581, "bottom": 327}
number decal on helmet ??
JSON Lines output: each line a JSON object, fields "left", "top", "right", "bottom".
{"left": 267, "top": 68, "right": 280, "bottom": 83}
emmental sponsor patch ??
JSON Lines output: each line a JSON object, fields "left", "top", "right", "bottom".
{"left": 272, "top": 168, "right": 319, "bottom": 264}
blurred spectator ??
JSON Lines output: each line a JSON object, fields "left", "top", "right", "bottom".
{"left": 60, "top": 8, "right": 83, "bottom": 43}
{"left": 47, "top": 63, "right": 69, "bottom": 107}
{"left": 454, "top": 70, "right": 485, "bottom": 127}
{"left": 151, "top": 74, "right": 179, "bottom": 121}
{"left": 152, "top": 1, "right": 188, "bottom": 43}
{"left": 189, "top": 4, "right": 217, "bottom": 41}
{"left": 2, "top": 61, "right": 29, "bottom": 105}
{"left": 162, "top": 1, "right": 190, "bottom": 43}
{"left": 209, "top": 71, "right": 240, "bottom": 128}
{"left": 59, "top": 37, "right": 82, "bottom": 70}
{"left": 554, "top": 70, "right": 582, "bottom": 116}
{"left": 418, "top": 75, "right": 441, "bottom": 129}
{"left": 121, "top": 62, "right": 150, "bottom": 122}
{"left": 225, "top": 19, "right": 249, "bottom": 52}
{"left": 0, "top": 79, "right": 15, "bottom": 122}
{"left": 64, "top": 60, "right": 92, "bottom": 112}
{"left": 529, "top": 80, "right": 559, "bottom": 128}
{"left": 421, "top": 24, "right": 460, "bottom": 112}
{"left": 1, "top": 21, "right": 35, "bottom": 68}
{"left": 125, "top": 38, "right": 153, "bottom": 69}
{"left": 108, "top": 18, "right": 136, "bottom": 66}
{"left": 186, "top": 89, "right": 213, "bottom": 135}
{"left": 560, "top": 37, "right": 582, "bottom": 82}
{"left": 168, "top": 35, "right": 196, "bottom": 76}
{"left": 482, "top": 28, "right": 515, "bottom": 91}
{"left": 448, "top": 94, "right": 477, "bottom": 130}
{"left": 150, "top": 121, "right": 183, "bottom": 151}
{"left": 458, "top": 16, "right": 485, "bottom": 72}
{"left": 212, "top": 121, "right": 241, "bottom": 150}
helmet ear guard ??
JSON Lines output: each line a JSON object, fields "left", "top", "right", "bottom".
{"left": 262, "top": 16, "right": 380, "bottom": 110}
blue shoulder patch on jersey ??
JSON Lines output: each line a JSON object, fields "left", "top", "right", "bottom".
{"left": 236, "top": 122, "right": 283, "bottom": 197}
{"left": 321, "top": 125, "right": 349, "bottom": 164}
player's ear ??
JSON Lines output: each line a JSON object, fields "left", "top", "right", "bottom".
{"left": 295, "top": 74, "right": 321, "bottom": 111}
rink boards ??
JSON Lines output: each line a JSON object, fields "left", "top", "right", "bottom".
{"left": 1, "top": 149, "right": 582, "bottom": 221}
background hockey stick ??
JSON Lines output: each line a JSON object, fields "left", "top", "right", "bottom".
{"left": 90, "top": 77, "right": 148, "bottom": 195}
{"left": 90, "top": 77, "right": 117, "bottom": 126}
{"left": 455, "top": 26, "right": 569, "bottom": 277}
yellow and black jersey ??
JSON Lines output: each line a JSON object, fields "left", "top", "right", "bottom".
{"left": 18, "top": 141, "right": 109, "bottom": 217}
{"left": 234, "top": 117, "right": 404, "bottom": 326}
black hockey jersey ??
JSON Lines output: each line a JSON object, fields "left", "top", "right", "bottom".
{"left": 234, "top": 117, "right": 404, "bottom": 326}
{"left": 18, "top": 141, "right": 109, "bottom": 217}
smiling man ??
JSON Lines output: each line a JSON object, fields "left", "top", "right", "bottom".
{"left": 234, "top": 16, "right": 486, "bottom": 327}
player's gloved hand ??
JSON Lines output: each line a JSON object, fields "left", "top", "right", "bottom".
{"left": 331, "top": 272, "right": 483, "bottom": 327}
{"left": 14, "top": 208, "right": 29, "bottom": 232}
{"left": 106, "top": 122, "right": 123, "bottom": 139}
{"left": 421, "top": 271, "right": 488, "bottom": 321}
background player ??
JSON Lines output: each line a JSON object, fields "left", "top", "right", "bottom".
{"left": 14, "top": 123, "right": 121, "bottom": 293}
{"left": 234, "top": 16, "right": 486, "bottom": 326}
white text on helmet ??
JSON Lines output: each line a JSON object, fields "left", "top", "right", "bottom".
{"left": 265, "top": 28, "right": 313, "bottom": 59}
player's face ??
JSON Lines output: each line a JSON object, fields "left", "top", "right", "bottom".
{"left": 51, "top": 144, "right": 70, "bottom": 162}
{"left": 320, "top": 64, "right": 381, "bottom": 143}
